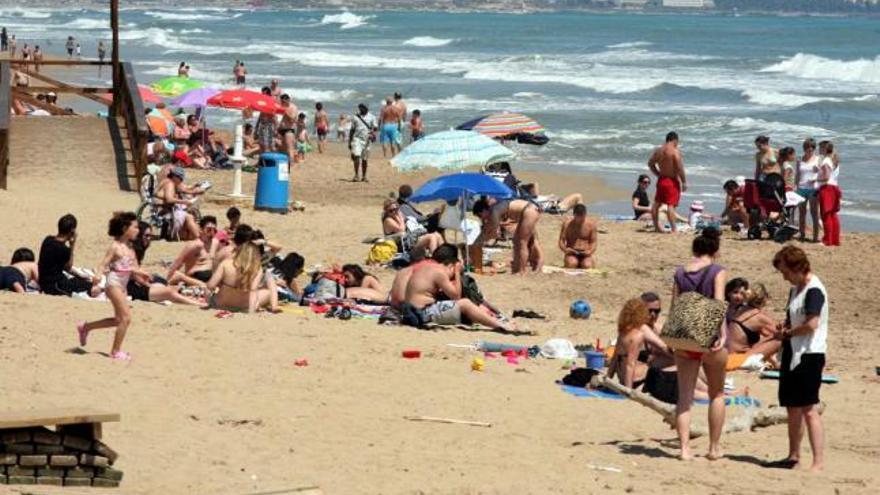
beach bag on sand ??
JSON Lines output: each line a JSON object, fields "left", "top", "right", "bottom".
{"left": 661, "top": 292, "right": 727, "bottom": 352}
{"left": 367, "top": 239, "right": 397, "bottom": 265}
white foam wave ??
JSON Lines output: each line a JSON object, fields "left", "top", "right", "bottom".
{"left": 761, "top": 53, "right": 880, "bottom": 84}
{"left": 180, "top": 28, "right": 209, "bottom": 34}
{"left": 287, "top": 88, "right": 358, "bottom": 102}
{"left": 403, "top": 36, "right": 454, "bottom": 47}
{"left": 320, "top": 12, "right": 372, "bottom": 30}
{"left": 852, "top": 94, "right": 879, "bottom": 102}
{"left": 840, "top": 208, "right": 880, "bottom": 221}
{"left": 0, "top": 8, "right": 52, "bottom": 18}
{"left": 741, "top": 89, "right": 839, "bottom": 108}
{"left": 512, "top": 92, "right": 544, "bottom": 98}
{"left": 61, "top": 18, "right": 134, "bottom": 30}
{"left": 726, "top": 117, "right": 831, "bottom": 138}
{"left": 607, "top": 41, "right": 653, "bottom": 49}
{"left": 144, "top": 11, "right": 241, "bottom": 22}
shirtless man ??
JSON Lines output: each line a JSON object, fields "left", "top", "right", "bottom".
{"left": 473, "top": 197, "right": 543, "bottom": 274}
{"left": 379, "top": 97, "right": 401, "bottom": 158}
{"left": 278, "top": 94, "right": 298, "bottom": 163}
{"left": 648, "top": 131, "right": 686, "bottom": 233}
{"left": 155, "top": 166, "right": 206, "bottom": 241}
{"left": 166, "top": 215, "right": 219, "bottom": 284}
{"left": 404, "top": 244, "right": 516, "bottom": 332}
{"left": 269, "top": 79, "right": 282, "bottom": 103}
{"left": 558, "top": 204, "right": 598, "bottom": 269}
{"left": 314, "top": 102, "right": 329, "bottom": 153}
{"left": 393, "top": 92, "right": 407, "bottom": 134}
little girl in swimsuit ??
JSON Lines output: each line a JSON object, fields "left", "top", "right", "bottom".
{"left": 77, "top": 212, "right": 150, "bottom": 361}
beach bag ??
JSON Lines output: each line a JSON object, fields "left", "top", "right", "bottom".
{"left": 660, "top": 291, "right": 727, "bottom": 352}
{"left": 461, "top": 273, "right": 485, "bottom": 306}
{"left": 367, "top": 239, "right": 397, "bottom": 265}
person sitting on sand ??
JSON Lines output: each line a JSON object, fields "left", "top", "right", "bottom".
{"left": 403, "top": 244, "right": 516, "bottom": 332}
{"left": 166, "top": 215, "right": 219, "bottom": 285}
{"left": 77, "top": 212, "right": 151, "bottom": 361}
{"left": 241, "top": 123, "right": 261, "bottom": 158}
{"left": 341, "top": 264, "right": 387, "bottom": 303}
{"left": 632, "top": 174, "right": 653, "bottom": 221}
{"left": 722, "top": 180, "right": 749, "bottom": 231}
{"left": 155, "top": 166, "right": 206, "bottom": 240}
{"left": 382, "top": 199, "right": 443, "bottom": 259}
{"left": 558, "top": 204, "right": 598, "bottom": 269}
{"left": 724, "top": 278, "right": 781, "bottom": 369}
{"left": 126, "top": 221, "right": 204, "bottom": 307}
{"left": 39, "top": 214, "right": 101, "bottom": 298}
{"left": 207, "top": 242, "right": 279, "bottom": 313}
{"left": 472, "top": 197, "right": 543, "bottom": 274}
{"left": 213, "top": 224, "right": 253, "bottom": 270}
{"left": 608, "top": 298, "right": 652, "bottom": 388}
{"left": 0, "top": 248, "right": 39, "bottom": 293}
{"left": 225, "top": 207, "right": 241, "bottom": 236}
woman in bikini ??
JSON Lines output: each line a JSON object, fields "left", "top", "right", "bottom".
{"left": 382, "top": 199, "right": 443, "bottom": 258}
{"left": 608, "top": 298, "right": 651, "bottom": 388}
{"left": 754, "top": 135, "right": 780, "bottom": 180}
{"left": 341, "top": 264, "right": 387, "bottom": 303}
{"left": 207, "top": 242, "right": 279, "bottom": 313}
{"left": 670, "top": 227, "right": 728, "bottom": 461}
{"left": 126, "top": 222, "right": 205, "bottom": 307}
{"left": 725, "top": 279, "right": 781, "bottom": 369}
{"left": 77, "top": 212, "right": 150, "bottom": 361}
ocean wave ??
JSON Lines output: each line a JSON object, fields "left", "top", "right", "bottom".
{"left": 287, "top": 88, "right": 358, "bottom": 102}
{"left": 512, "top": 92, "right": 544, "bottom": 98}
{"left": 741, "top": 89, "right": 839, "bottom": 108}
{"left": 761, "top": 53, "right": 880, "bottom": 84}
{"left": 725, "top": 117, "right": 831, "bottom": 139}
{"left": 607, "top": 41, "right": 653, "bottom": 49}
{"left": 61, "top": 18, "right": 135, "bottom": 30}
{"left": 0, "top": 8, "right": 52, "bottom": 18}
{"left": 403, "top": 36, "right": 455, "bottom": 47}
{"left": 144, "top": 11, "right": 242, "bottom": 22}
{"left": 320, "top": 12, "right": 373, "bottom": 30}
{"left": 180, "top": 28, "right": 209, "bottom": 34}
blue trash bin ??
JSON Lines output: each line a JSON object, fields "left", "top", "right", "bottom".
{"left": 254, "top": 152, "right": 290, "bottom": 213}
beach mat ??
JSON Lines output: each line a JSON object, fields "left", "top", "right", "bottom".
{"left": 541, "top": 266, "right": 611, "bottom": 276}
{"left": 561, "top": 385, "right": 761, "bottom": 407}
{"left": 760, "top": 370, "right": 839, "bottom": 384}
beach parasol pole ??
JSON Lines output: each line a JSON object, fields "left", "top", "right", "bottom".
{"left": 229, "top": 124, "right": 247, "bottom": 198}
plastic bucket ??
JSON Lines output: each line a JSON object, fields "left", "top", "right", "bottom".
{"left": 585, "top": 351, "right": 606, "bottom": 370}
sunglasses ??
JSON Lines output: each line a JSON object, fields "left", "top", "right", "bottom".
{"left": 641, "top": 180, "right": 651, "bottom": 185}
{"left": 648, "top": 309, "right": 661, "bottom": 316}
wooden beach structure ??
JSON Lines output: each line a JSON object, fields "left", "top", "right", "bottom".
{"left": 0, "top": 0, "right": 148, "bottom": 191}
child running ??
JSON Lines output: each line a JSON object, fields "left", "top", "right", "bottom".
{"left": 76, "top": 212, "right": 150, "bottom": 361}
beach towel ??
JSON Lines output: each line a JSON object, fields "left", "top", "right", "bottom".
{"left": 541, "top": 266, "right": 611, "bottom": 276}
{"left": 559, "top": 385, "right": 625, "bottom": 400}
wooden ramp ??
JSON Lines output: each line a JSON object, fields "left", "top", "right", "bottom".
{"left": 7, "top": 115, "right": 138, "bottom": 191}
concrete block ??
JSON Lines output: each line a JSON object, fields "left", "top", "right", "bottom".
{"left": 18, "top": 454, "right": 48, "bottom": 467}
{"left": 36, "top": 476, "right": 63, "bottom": 486}
{"left": 5, "top": 443, "right": 35, "bottom": 454}
{"left": 80, "top": 453, "right": 110, "bottom": 468}
{"left": 64, "top": 477, "right": 92, "bottom": 487}
{"left": 0, "top": 453, "right": 16, "bottom": 465}
{"left": 0, "top": 474, "right": 6, "bottom": 484}
{"left": 7, "top": 475, "right": 36, "bottom": 485}
{"left": 0, "top": 429, "right": 31, "bottom": 444}
{"left": 37, "top": 467, "right": 66, "bottom": 477}
{"left": 92, "top": 477, "right": 121, "bottom": 488}
{"left": 5, "top": 466, "right": 36, "bottom": 476}
{"left": 95, "top": 467, "right": 124, "bottom": 481}
{"left": 62, "top": 434, "right": 92, "bottom": 451}
{"left": 35, "top": 444, "right": 65, "bottom": 454}
{"left": 65, "top": 466, "right": 94, "bottom": 478}
{"left": 32, "top": 429, "right": 62, "bottom": 445}
{"left": 49, "top": 454, "right": 79, "bottom": 467}
{"left": 92, "top": 440, "right": 119, "bottom": 464}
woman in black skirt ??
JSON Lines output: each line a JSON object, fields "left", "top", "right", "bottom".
{"left": 768, "top": 246, "right": 827, "bottom": 471}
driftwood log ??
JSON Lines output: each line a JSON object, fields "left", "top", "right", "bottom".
{"left": 590, "top": 375, "right": 824, "bottom": 438}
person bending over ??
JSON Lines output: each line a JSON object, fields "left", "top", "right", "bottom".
{"left": 472, "top": 197, "right": 543, "bottom": 274}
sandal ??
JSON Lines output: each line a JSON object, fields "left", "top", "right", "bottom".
{"left": 763, "top": 458, "right": 798, "bottom": 469}
{"left": 110, "top": 351, "right": 132, "bottom": 361}
{"left": 76, "top": 321, "right": 88, "bottom": 347}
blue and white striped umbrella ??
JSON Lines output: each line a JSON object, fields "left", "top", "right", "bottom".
{"left": 391, "top": 130, "right": 517, "bottom": 172}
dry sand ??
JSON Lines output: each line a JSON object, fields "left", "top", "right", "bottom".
{"left": 0, "top": 128, "right": 878, "bottom": 494}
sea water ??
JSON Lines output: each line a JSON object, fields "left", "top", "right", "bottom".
{"left": 4, "top": 8, "right": 879, "bottom": 230}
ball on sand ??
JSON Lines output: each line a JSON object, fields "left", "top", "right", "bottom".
{"left": 570, "top": 300, "right": 591, "bottom": 320}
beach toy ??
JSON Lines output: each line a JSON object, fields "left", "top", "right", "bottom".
{"left": 471, "top": 357, "right": 485, "bottom": 371}
{"left": 585, "top": 351, "right": 606, "bottom": 370}
{"left": 294, "top": 359, "right": 309, "bottom": 367}
{"left": 569, "top": 300, "right": 592, "bottom": 320}
{"left": 402, "top": 350, "right": 421, "bottom": 359}
{"left": 506, "top": 356, "right": 520, "bottom": 365}
{"left": 255, "top": 152, "right": 290, "bottom": 213}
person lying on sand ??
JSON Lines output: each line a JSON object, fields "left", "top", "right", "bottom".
{"left": 403, "top": 244, "right": 516, "bottom": 332}
{"left": 0, "top": 248, "right": 39, "bottom": 293}
{"left": 207, "top": 242, "right": 279, "bottom": 313}
{"left": 559, "top": 204, "right": 598, "bottom": 269}
{"left": 342, "top": 264, "right": 387, "bottom": 303}
{"left": 127, "top": 221, "right": 204, "bottom": 307}
{"left": 472, "top": 197, "right": 543, "bottom": 274}
{"left": 166, "top": 215, "right": 219, "bottom": 285}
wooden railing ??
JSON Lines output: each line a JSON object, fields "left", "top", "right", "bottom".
{"left": 0, "top": 61, "right": 10, "bottom": 190}
{"left": 113, "top": 61, "right": 149, "bottom": 182}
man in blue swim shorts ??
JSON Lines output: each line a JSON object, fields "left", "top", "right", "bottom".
{"left": 379, "top": 96, "right": 402, "bottom": 158}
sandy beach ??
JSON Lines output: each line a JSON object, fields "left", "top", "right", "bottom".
{"left": 0, "top": 133, "right": 878, "bottom": 495}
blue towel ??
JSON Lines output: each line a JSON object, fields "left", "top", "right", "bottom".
{"left": 560, "top": 385, "right": 625, "bottom": 400}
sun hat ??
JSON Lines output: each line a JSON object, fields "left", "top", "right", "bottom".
{"left": 690, "top": 200, "right": 705, "bottom": 212}
{"left": 169, "top": 166, "right": 186, "bottom": 180}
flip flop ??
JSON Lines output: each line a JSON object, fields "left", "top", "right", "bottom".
{"left": 763, "top": 458, "right": 799, "bottom": 469}
{"left": 110, "top": 351, "right": 132, "bottom": 361}
{"left": 76, "top": 321, "right": 88, "bottom": 347}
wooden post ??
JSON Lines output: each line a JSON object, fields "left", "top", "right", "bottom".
{"left": 0, "top": 61, "right": 9, "bottom": 190}
{"left": 110, "top": 0, "right": 120, "bottom": 117}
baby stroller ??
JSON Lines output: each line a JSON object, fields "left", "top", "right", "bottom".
{"left": 742, "top": 173, "right": 797, "bottom": 242}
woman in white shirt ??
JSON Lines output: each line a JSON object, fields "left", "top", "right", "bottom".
{"left": 816, "top": 141, "right": 841, "bottom": 246}
{"left": 767, "top": 246, "right": 827, "bottom": 472}
{"left": 796, "top": 138, "right": 821, "bottom": 243}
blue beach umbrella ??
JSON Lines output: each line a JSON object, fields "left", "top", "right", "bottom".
{"left": 410, "top": 172, "right": 514, "bottom": 203}
{"left": 391, "top": 130, "right": 517, "bottom": 172}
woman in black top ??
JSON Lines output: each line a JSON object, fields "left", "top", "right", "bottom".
{"left": 632, "top": 174, "right": 652, "bottom": 221}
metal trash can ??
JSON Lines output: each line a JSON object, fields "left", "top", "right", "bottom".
{"left": 254, "top": 152, "right": 290, "bottom": 213}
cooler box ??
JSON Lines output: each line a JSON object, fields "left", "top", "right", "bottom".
{"left": 254, "top": 152, "right": 290, "bottom": 213}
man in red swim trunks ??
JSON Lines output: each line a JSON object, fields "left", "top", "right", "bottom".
{"left": 648, "top": 131, "right": 687, "bottom": 233}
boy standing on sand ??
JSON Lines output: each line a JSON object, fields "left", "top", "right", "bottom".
{"left": 410, "top": 109, "right": 424, "bottom": 142}
{"left": 648, "top": 131, "right": 687, "bottom": 233}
